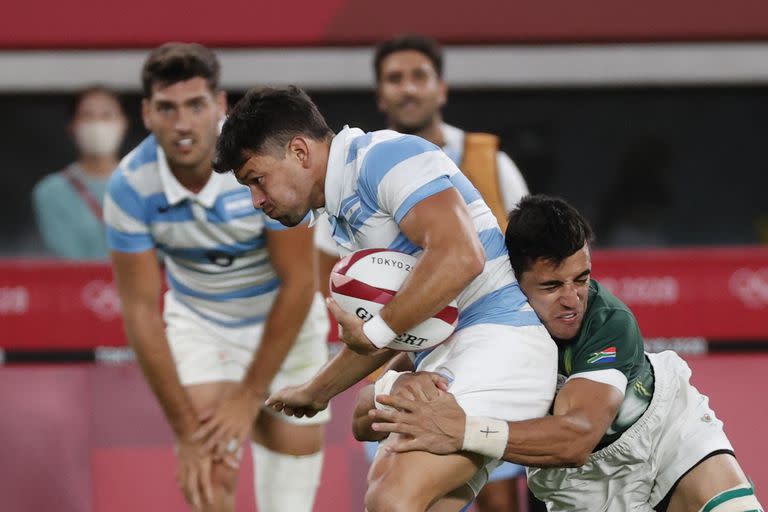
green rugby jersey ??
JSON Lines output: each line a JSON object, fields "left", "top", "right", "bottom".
{"left": 557, "top": 279, "right": 655, "bottom": 448}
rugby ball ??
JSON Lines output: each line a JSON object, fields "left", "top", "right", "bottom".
{"left": 330, "top": 249, "right": 458, "bottom": 352}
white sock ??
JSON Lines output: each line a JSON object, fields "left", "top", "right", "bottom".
{"left": 251, "top": 442, "right": 324, "bottom": 512}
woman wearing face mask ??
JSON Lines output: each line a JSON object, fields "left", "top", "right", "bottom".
{"left": 32, "top": 86, "right": 128, "bottom": 259}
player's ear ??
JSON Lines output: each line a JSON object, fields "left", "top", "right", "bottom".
{"left": 289, "top": 136, "right": 311, "bottom": 168}
{"left": 141, "top": 99, "right": 152, "bottom": 131}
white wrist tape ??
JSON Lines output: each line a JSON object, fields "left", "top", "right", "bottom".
{"left": 373, "top": 370, "right": 408, "bottom": 411}
{"left": 462, "top": 416, "right": 509, "bottom": 460}
{"left": 363, "top": 315, "right": 397, "bottom": 349}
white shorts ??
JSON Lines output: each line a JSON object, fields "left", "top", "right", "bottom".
{"left": 416, "top": 323, "right": 558, "bottom": 495}
{"left": 164, "top": 291, "right": 331, "bottom": 425}
{"left": 527, "top": 351, "right": 734, "bottom": 512}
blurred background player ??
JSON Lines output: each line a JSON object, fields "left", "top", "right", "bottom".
{"left": 104, "top": 43, "right": 329, "bottom": 512}
{"left": 315, "top": 33, "right": 531, "bottom": 512}
{"left": 32, "top": 85, "right": 127, "bottom": 259}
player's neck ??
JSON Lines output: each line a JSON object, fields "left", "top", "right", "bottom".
{"left": 78, "top": 154, "right": 119, "bottom": 179}
{"left": 313, "top": 137, "right": 333, "bottom": 209}
{"left": 170, "top": 160, "right": 213, "bottom": 194}
{"left": 410, "top": 117, "right": 445, "bottom": 148}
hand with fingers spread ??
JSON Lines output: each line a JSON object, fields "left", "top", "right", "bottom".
{"left": 326, "top": 297, "right": 379, "bottom": 355}
{"left": 175, "top": 436, "right": 214, "bottom": 511}
{"left": 265, "top": 381, "right": 328, "bottom": 419}
{"left": 191, "top": 385, "right": 261, "bottom": 470}
{"left": 370, "top": 386, "right": 467, "bottom": 455}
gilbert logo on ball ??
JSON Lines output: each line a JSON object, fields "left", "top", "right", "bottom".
{"left": 330, "top": 249, "right": 458, "bottom": 351}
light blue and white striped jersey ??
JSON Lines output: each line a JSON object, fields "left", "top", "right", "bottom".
{"left": 104, "top": 135, "right": 289, "bottom": 327}
{"left": 320, "top": 126, "right": 540, "bottom": 331}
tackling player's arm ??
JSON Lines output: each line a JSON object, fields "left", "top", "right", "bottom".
{"left": 111, "top": 249, "right": 199, "bottom": 438}
{"left": 372, "top": 374, "right": 623, "bottom": 468}
{"left": 498, "top": 375, "right": 623, "bottom": 466}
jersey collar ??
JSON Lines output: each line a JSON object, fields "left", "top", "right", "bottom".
{"left": 325, "top": 125, "right": 365, "bottom": 218}
{"left": 156, "top": 145, "right": 222, "bottom": 209}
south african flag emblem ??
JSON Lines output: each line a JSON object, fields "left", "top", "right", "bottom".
{"left": 588, "top": 347, "right": 617, "bottom": 364}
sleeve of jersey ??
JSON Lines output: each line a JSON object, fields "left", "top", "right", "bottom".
{"left": 357, "top": 137, "right": 454, "bottom": 224}
{"left": 103, "top": 170, "right": 154, "bottom": 253}
{"left": 568, "top": 308, "right": 644, "bottom": 393}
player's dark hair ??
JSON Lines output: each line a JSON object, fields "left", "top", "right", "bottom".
{"left": 373, "top": 34, "right": 444, "bottom": 82}
{"left": 506, "top": 195, "right": 594, "bottom": 278}
{"left": 213, "top": 86, "right": 334, "bottom": 173}
{"left": 141, "top": 42, "right": 220, "bottom": 98}
{"left": 70, "top": 85, "right": 124, "bottom": 119}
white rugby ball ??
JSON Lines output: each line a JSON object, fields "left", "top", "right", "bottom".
{"left": 329, "top": 249, "right": 458, "bottom": 352}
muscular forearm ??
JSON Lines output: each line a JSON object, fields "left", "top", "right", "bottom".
{"left": 499, "top": 414, "right": 596, "bottom": 468}
{"left": 309, "top": 347, "right": 396, "bottom": 403}
{"left": 124, "top": 304, "right": 198, "bottom": 438}
{"left": 240, "top": 284, "right": 315, "bottom": 401}
{"left": 380, "top": 243, "right": 482, "bottom": 333}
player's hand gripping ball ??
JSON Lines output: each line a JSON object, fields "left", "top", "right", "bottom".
{"left": 330, "top": 249, "right": 458, "bottom": 352}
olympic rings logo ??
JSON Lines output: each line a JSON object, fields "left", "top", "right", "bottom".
{"left": 81, "top": 280, "right": 122, "bottom": 320}
{"left": 729, "top": 268, "right": 768, "bottom": 309}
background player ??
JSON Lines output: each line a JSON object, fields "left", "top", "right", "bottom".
{"left": 105, "top": 44, "right": 329, "bottom": 512}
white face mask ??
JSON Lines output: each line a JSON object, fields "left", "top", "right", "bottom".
{"left": 74, "top": 120, "right": 124, "bottom": 156}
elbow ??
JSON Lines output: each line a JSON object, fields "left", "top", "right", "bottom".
{"left": 557, "top": 448, "right": 590, "bottom": 468}
{"left": 555, "top": 418, "right": 596, "bottom": 467}
{"left": 458, "top": 245, "right": 485, "bottom": 282}
{"left": 352, "top": 422, "right": 368, "bottom": 442}
{"left": 352, "top": 420, "right": 383, "bottom": 442}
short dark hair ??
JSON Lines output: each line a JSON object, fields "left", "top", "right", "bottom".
{"left": 141, "top": 42, "right": 220, "bottom": 98}
{"left": 505, "top": 195, "right": 594, "bottom": 278}
{"left": 70, "top": 85, "right": 123, "bottom": 119}
{"left": 213, "top": 86, "right": 334, "bottom": 173}
{"left": 373, "top": 34, "right": 444, "bottom": 82}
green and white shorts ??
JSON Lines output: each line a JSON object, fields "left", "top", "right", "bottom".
{"left": 527, "top": 350, "right": 733, "bottom": 512}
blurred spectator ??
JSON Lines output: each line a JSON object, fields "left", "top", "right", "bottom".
{"left": 32, "top": 86, "right": 127, "bottom": 259}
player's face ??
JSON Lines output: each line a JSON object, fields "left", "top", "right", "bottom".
{"left": 377, "top": 50, "right": 447, "bottom": 134}
{"left": 142, "top": 77, "right": 226, "bottom": 174}
{"left": 234, "top": 141, "right": 316, "bottom": 227}
{"left": 519, "top": 245, "right": 592, "bottom": 341}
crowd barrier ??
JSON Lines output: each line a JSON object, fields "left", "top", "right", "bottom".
{"left": 2, "top": 247, "right": 767, "bottom": 354}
